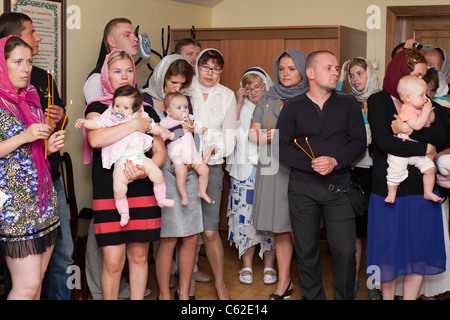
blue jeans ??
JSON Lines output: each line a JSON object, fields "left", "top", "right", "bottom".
{"left": 42, "top": 179, "right": 74, "bottom": 300}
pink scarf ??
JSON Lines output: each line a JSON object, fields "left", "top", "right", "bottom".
{"left": 0, "top": 35, "right": 51, "bottom": 215}
{"left": 82, "top": 49, "right": 137, "bottom": 164}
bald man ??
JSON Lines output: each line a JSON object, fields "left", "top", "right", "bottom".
{"left": 277, "top": 51, "right": 366, "bottom": 300}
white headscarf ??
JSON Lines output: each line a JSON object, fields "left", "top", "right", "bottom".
{"left": 348, "top": 57, "right": 381, "bottom": 102}
{"left": 226, "top": 67, "right": 273, "bottom": 181}
{"left": 141, "top": 54, "right": 190, "bottom": 101}
{"left": 238, "top": 67, "right": 274, "bottom": 133}
{"left": 191, "top": 48, "right": 223, "bottom": 95}
{"left": 189, "top": 48, "right": 237, "bottom": 165}
{"left": 239, "top": 67, "right": 274, "bottom": 92}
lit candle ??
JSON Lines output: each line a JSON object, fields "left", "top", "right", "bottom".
{"left": 47, "top": 70, "right": 51, "bottom": 107}
{"left": 294, "top": 139, "right": 313, "bottom": 160}
{"left": 305, "top": 137, "right": 315, "bottom": 160}
{"left": 266, "top": 104, "right": 270, "bottom": 131}
{"left": 51, "top": 70, "right": 55, "bottom": 106}
{"left": 45, "top": 70, "right": 51, "bottom": 159}
{"left": 60, "top": 100, "right": 72, "bottom": 131}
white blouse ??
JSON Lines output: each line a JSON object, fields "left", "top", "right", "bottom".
{"left": 225, "top": 98, "right": 258, "bottom": 181}
{"left": 189, "top": 82, "right": 237, "bottom": 165}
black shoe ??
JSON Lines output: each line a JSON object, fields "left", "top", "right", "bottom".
{"left": 269, "top": 281, "right": 293, "bottom": 300}
{"left": 175, "top": 290, "right": 195, "bottom": 300}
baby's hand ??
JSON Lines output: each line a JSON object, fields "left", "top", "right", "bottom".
{"left": 74, "top": 118, "right": 85, "bottom": 129}
{"left": 203, "top": 144, "right": 217, "bottom": 163}
{"left": 160, "top": 128, "right": 175, "bottom": 141}
{"left": 422, "top": 98, "right": 434, "bottom": 111}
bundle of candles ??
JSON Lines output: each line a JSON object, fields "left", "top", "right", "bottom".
{"left": 293, "top": 137, "right": 315, "bottom": 160}
{"left": 44, "top": 70, "right": 54, "bottom": 159}
{"left": 45, "top": 70, "right": 72, "bottom": 159}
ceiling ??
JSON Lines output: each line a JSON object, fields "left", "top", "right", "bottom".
{"left": 171, "top": 0, "right": 225, "bottom": 8}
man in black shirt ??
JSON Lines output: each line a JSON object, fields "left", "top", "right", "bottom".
{"left": 277, "top": 50, "right": 366, "bottom": 300}
{"left": 0, "top": 12, "right": 72, "bottom": 300}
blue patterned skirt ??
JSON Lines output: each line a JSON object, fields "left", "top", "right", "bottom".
{"left": 227, "top": 167, "right": 274, "bottom": 258}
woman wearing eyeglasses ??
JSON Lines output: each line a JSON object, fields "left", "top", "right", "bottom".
{"left": 249, "top": 49, "right": 309, "bottom": 300}
{"left": 189, "top": 48, "right": 237, "bottom": 300}
{"left": 226, "top": 67, "right": 277, "bottom": 286}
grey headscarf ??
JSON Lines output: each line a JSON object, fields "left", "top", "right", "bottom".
{"left": 141, "top": 54, "right": 190, "bottom": 101}
{"left": 264, "top": 49, "right": 309, "bottom": 100}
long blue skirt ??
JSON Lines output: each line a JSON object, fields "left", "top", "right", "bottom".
{"left": 366, "top": 192, "right": 446, "bottom": 283}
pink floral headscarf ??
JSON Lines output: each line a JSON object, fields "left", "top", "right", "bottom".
{"left": 0, "top": 35, "right": 51, "bottom": 214}
{"left": 82, "top": 49, "right": 136, "bottom": 164}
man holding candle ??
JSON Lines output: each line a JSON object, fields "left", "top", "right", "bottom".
{"left": 276, "top": 50, "right": 366, "bottom": 300}
{"left": 0, "top": 12, "right": 72, "bottom": 300}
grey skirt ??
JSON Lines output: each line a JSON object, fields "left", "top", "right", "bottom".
{"left": 160, "top": 159, "right": 204, "bottom": 238}
{"left": 201, "top": 164, "right": 224, "bottom": 231}
{"left": 252, "top": 155, "right": 292, "bottom": 233}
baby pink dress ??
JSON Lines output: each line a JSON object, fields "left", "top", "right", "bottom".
{"left": 160, "top": 115, "right": 198, "bottom": 164}
{"left": 95, "top": 105, "right": 154, "bottom": 169}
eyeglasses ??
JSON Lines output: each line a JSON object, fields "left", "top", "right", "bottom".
{"left": 244, "top": 83, "right": 265, "bottom": 93}
{"left": 199, "top": 65, "right": 222, "bottom": 74}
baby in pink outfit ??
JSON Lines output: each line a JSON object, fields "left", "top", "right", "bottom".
{"left": 160, "top": 92, "right": 211, "bottom": 205}
{"left": 76, "top": 85, "right": 174, "bottom": 226}
{"left": 386, "top": 75, "right": 441, "bottom": 204}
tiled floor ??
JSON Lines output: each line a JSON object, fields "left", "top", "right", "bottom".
{"left": 143, "top": 230, "right": 376, "bottom": 301}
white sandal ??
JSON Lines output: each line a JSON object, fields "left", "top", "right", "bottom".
{"left": 239, "top": 267, "right": 253, "bottom": 285}
{"left": 263, "top": 267, "right": 277, "bottom": 285}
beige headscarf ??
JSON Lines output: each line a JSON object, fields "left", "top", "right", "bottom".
{"left": 348, "top": 57, "right": 381, "bottom": 102}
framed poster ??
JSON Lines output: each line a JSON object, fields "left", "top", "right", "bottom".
{"left": 4, "top": 0, "right": 67, "bottom": 104}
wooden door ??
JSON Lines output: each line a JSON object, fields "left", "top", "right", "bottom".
{"left": 172, "top": 26, "right": 366, "bottom": 92}
{"left": 400, "top": 16, "right": 450, "bottom": 55}
{"left": 386, "top": 5, "right": 450, "bottom": 64}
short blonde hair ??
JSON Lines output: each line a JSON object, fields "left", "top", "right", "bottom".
{"left": 397, "top": 75, "right": 427, "bottom": 101}
{"left": 241, "top": 73, "right": 263, "bottom": 87}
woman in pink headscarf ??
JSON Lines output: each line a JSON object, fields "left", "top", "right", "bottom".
{"left": 0, "top": 36, "right": 65, "bottom": 299}
{"left": 83, "top": 49, "right": 166, "bottom": 300}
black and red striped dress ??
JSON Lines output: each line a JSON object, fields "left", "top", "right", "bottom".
{"left": 85, "top": 101, "right": 161, "bottom": 246}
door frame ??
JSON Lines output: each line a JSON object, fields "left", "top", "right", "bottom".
{"left": 386, "top": 5, "right": 450, "bottom": 67}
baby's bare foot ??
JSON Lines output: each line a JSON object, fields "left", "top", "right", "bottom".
{"left": 120, "top": 213, "right": 130, "bottom": 227}
{"left": 198, "top": 191, "right": 211, "bottom": 204}
{"left": 424, "top": 192, "right": 442, "bottom": 203}
{"left": 385, "top": 195, "right": 395, "bottom": 204}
